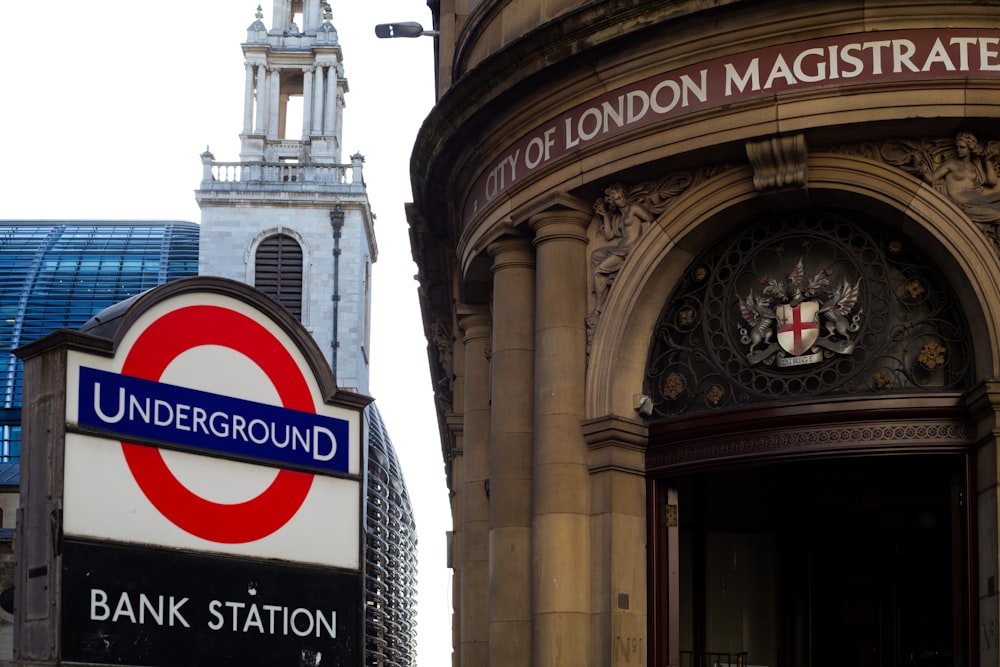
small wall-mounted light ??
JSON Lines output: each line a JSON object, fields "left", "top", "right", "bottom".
{"left": 374, "top": 22, "right": 439, "bottom": 38}
{"left": 633, "top": 394, "right": 654, "bottom": 417}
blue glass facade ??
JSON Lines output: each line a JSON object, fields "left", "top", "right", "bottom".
{"left": 0, "top": 221, "right": 200, "bottom": 458}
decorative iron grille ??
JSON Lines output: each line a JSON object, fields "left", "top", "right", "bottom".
{"left": 644, "top": 210, "right": 972, "bottom": 418}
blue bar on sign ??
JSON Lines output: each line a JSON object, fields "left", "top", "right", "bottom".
{"left": 77, "top": 366, "right": 350, "bottom": 475}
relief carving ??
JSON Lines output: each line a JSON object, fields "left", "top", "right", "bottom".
{"left": 586, "top": 167, "right": 726, "bottom": 344}
{"left": 590, "top": 183, "right": 655, "bottom": 317}
{"left": 738, "top": 258, "right": 861, "bottom": 367}
{"left": 431, "top": 320, "right": 455, "bottom": 410}
{"left": 834, "top": 132, "right": 1000, "bottom": 252}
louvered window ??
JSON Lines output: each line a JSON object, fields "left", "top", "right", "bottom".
{"left": 255, "top": 234, "right": 303, "bottom": 319}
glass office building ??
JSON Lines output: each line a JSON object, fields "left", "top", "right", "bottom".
{"left": 0, "top": 221, "right": 200, "bottom": 458}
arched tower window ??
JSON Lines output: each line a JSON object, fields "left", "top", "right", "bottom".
{"left": 255, "top": 233, "right": 303, "bottom": 319}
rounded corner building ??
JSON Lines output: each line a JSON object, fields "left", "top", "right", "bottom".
{"left": 408, "top": 1, "right": 1000, "bottom": 666}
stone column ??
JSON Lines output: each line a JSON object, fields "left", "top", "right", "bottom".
{"left": 448, "top": 415, "right": 464, "bottom": 667}
{"left": 529, "top": 208, "right": 592, "bottom": 667}
{"left": 324, "top": 68, "right": 337, "bottom": 140}
{"left": 312, "top": 65, "right": 325, "bottom": 135}
{"left": 301, "top": 67, "right": 313, "bottom": 139}
{"left": 334, "top": 83, "right": 345, "bottom": 159}
{"left": 268, "top": 67, "right": 281, "bottom": 140}
{"left": 271, "top": 0, "right": 290, "bottom": 32}
{"left": 447, "top": 317, "right": 467, "bottom": 667}
{"left": 459, "top": 308, "right": 491, "bottom": 667}
{"left": 254, "top": 64, "right": 268, "bottom": 135}
{"left": 304, "top": 0, "right": 321, "bottom": 32}
{"left": 486, "top": 236, "right": 534, "bottom": 667}
{"left": 243, "top": 63, "right": 255, "bottom": 134}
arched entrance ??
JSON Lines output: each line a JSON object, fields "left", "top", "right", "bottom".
{"left": 642, "top": 206, "right": 978, "bottom": 667}
{"left": 651, "top": 452, "right": 971, "bottom": 667}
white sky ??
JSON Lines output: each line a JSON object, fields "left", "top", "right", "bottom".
{"left": 2, "top": 2, "right": 449, "bottom": 665}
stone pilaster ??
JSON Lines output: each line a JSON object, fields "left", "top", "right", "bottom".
{"left": 582, "top": 416, "right": 649, "bottom": 667}
{"left": 459, "top": 308, "right": 491, "bottom": 667}
{"left": 486, "top": 235, "right": 535, "bottom": 667}
{"left": 967, "top": 381, "right": 1000, "bottom": 666}
{"left": 529, "top": 208, "right": 592, "bottom": 666}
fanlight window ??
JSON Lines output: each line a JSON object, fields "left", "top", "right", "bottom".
{"left": 644, "top": 210, "right": 972, "bottom": 418}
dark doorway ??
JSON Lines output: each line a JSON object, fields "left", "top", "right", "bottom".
{"left": 666, "top": 454, "right": 970, "bottom": 667}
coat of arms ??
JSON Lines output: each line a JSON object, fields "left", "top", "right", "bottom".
{"left": 738, "top": 259, "right": 862, "bottom": 367}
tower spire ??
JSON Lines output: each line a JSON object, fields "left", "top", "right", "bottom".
{"left": 240, "top": 0, "right": 345, "bottom": 164}
{"left": 197, "top": 6, "right": 375, "bottom": 395}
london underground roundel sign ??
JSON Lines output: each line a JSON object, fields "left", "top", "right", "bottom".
{"left": 64, "top": 279, "right": 362, "bottom": 568}
{"left": 118, "top": 304, "right": 316, "bottom": 544}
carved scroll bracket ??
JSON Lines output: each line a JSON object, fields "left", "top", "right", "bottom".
{"left": 746, "top": 134, "right": 809, "bottom": 207}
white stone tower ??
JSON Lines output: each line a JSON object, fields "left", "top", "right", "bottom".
{"left": 196, "top": 0, "right": 375, "bottom": 395}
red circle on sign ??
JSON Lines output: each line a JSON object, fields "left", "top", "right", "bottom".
{"left": 120, "top": 304, "right": 315, "bottom": 544}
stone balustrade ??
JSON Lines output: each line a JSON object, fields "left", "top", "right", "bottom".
{"left": 203, "top": 161, "right": 355, "bottom": 186}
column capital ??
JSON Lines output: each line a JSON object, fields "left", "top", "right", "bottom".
{"left": 458, "top": 306, "right": 491, "bottom": 339}
{"left": 487, "top": 234, "right": 534, "bottom": 273}
{"left": 529, "top": 207, "right": 591, "bottom": 246}
{"left": 512, "top": 191, "right": 591, "bottom": 225}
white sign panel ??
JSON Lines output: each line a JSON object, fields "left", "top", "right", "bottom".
{"left": 62, "top": 291, "right": 363, "bottom": 569}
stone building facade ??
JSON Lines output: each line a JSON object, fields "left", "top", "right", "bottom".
{"left": 407, "top": 2, "right": 1000, "bottom": 666}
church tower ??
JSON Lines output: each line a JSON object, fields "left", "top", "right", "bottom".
{"left": 196, "top": 0, "right": 374, "bottom": 395}
{"left": 195, "top": 6, "right": 417, "bottom": 665}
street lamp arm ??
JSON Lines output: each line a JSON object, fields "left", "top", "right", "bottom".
{"left": 374, "top": 22, "right": 439, "bottom": 38}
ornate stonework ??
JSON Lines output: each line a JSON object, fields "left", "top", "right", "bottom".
{"left": 647, "top": 420, "right": 973, "bottom": 472}
{"left": 644, "top": 209, "right": 972, "bottom": 418}
{"left": 746, "top": 134, "right": 808, "bottom": 191}
{"left": 833, "top": 133, "right": 1000, "bottom": 252}
{"left": 585, "top": 166, "right": 728, "bottom": 343}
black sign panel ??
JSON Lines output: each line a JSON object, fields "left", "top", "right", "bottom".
{"left": 61, "top": 539, "right": 362, "bottom": 666}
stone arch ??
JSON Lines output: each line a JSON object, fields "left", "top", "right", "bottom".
{"left": 585, "top": 153, "right": 1000, "bottom": 421}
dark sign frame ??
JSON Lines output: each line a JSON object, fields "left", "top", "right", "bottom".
{"left": 61, "top": 539, "right": 363, "bottom": 666}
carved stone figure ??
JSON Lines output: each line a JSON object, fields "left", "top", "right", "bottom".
{"left": 431, "top": 321, "right": 455, "bottom": 382}
{"left": 584, "top": 167, "right": 728, "bottom": 351}
{"left": 589, "top": 183, "right": 653, "bottom": 316}
{"left": 835, "top": 133, "right": 1000, "bottom": 253}
{"left": 431, "top": 321, "right": 455, "bottom": 411}
{"left": 922, "top": 132, "right": 1000, "bottom": 238}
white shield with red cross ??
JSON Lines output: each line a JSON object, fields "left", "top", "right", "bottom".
{"left": 776, "top": 301, "right": 820, "bottom": 356}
